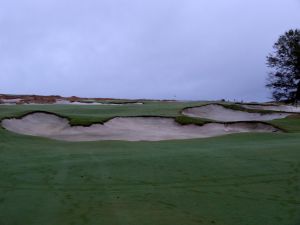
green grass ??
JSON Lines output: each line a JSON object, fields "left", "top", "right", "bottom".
{"left": 0, "top": 101, "right": 298, "bottom": 131}
{"left": 271, "top": 115, "right": 300, "bottom": 133}
{"left": 175, "top": 115, "right": 212, "bottom": 126}
{"left": 0, "top": 102, "right": 300, "bottom": 225}
{"left": 0, "top": 101, "right": 208, "bottom": 126}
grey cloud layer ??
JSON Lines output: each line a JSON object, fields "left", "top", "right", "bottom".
{"left": 0, "top": 0, "right": 299, "bottom": 101}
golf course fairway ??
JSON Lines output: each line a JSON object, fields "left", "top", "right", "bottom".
{"left": 0, "top": 102, "right": 299, "bottom": 225}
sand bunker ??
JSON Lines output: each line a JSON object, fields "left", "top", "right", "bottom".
{"left": 240, "top": 104, "right": 300, "bottom": 113}
{"left": 1, "top": 112, "right": 279, "bottom": 142}
{"left": 0, "top": 99, "right": 143, "bottom": 106}
{"left": 0, "top": 98, "right": 22, "bottom": 105}
{"left": 182, "top": 104, "right": 290, "bottom": 122}
{"left": 54, "top": 100, "right": 143, "bottom": 105}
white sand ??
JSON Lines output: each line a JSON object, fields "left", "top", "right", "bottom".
{"left": 182, "top": 104, "right": 290, "bottom": 122}
{"left": 1, "top": 113, "right": 279, "bottom": 142}
{"left": 0, "top": 98, "right": 22, "bottom": 104}
{"left": 54, "top": 100, "right": 143, "bottom": 105}
{"left": 54, "top": 100, "right": 109, "bottom": 105}
{"left": 240, "top": 104, "right": 300, "bottom": 113}
{"left": 0, "top": 99, "right": 143, "bottom": 105}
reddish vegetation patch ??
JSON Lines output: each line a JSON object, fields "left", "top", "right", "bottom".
{"left": 19, "top": 96, "right": 58, "bottom": 104}
{"left": 0, "top": 94, "right": 60, "bottom": 104}
{"left": 0, "top": 94, "right": 143, "bottom": 104}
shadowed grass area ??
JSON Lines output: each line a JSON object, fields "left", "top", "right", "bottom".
{"left": 175, "top": 115, "right": 212, "bottom": 126}
{"left": 270, "top": 115, "right": 300, "bottom": 133}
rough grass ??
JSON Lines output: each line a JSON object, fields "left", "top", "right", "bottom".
{"left": 175, "top": 115, "right": 212, "bottom": 126}
{"left": 270, "top": 115, "right": 300, "bottom": 133}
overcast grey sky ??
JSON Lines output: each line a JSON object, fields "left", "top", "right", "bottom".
{"left": 0, "top": 0, "right": 299, "bottom": 101}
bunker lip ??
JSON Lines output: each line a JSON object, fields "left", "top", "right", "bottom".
{"left": 237, "top": 103, "right": 300, "bottom": 113}
{"left": 181, "top": 104, "right": 291, "bottom": 122}
{"left": 0, "top": 110, "right": 177, "bottom": 127}
{"left": 1, "top": 112, "right": 282, "bottom": 142}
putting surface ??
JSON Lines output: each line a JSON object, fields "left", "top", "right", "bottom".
{"left": 0, "top": 102, "right": 300, "bottom": 225}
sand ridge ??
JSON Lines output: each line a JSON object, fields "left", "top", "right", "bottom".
{"left": 0, "top": 94, "right": 144, "bottom": 105}
{"left": 1, "top": 112, "right": 280, "bottom": 142}
{"left": 1, "top": 100, "right": 143, "bottom": 106}
{"left": 54, "top": 100, "right": 143, "bottom": 105}
{"left": 182, "top": 104, "right": 291, "bottom": 122}
{"left": 240, "top": 104, "right": 300, "bottom": 113}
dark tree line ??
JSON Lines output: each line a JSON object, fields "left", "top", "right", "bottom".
{"left": 266, "top": 29, "right": 300, "bottom": 103}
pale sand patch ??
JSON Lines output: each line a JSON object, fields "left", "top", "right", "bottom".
{"left": 1, "top": 113, "right": 279, "bottom": 142}
{"left": 54, "top": 100, "right": 143, "bottom": 105}
{"left": 182, "top": 104, "right": 290, "bottom": 122}
{"left": 0, "top": 98, "right": 22, "bottom": 104}
{"left": 0, "top": 99, "right": 143, "bottom": 105}
{"left": 240, "top": 104, "right": 300, "bottom": 113}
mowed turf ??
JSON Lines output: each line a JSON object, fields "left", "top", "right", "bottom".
{"left": 0, "top": 102, "right": 300, "bottom": 225}
{"left": 0, "top": 101, "right": 207, "bottom": 125}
